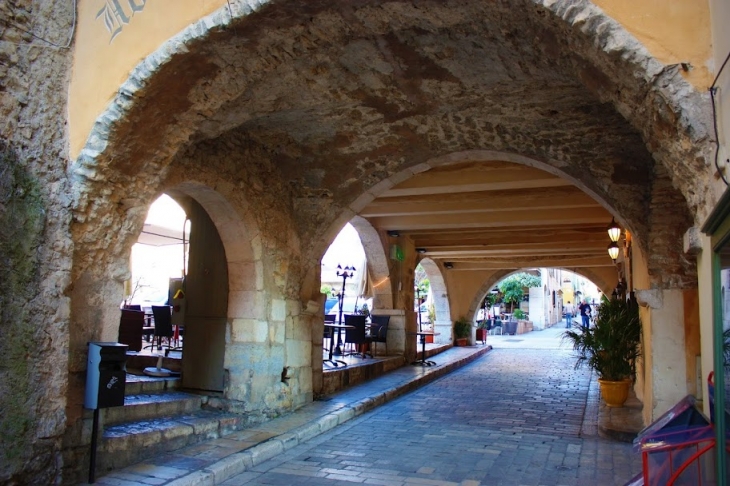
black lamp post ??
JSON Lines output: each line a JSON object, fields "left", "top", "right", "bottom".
{"left": 334, "top": 264, "right": 355, "bottom": 355}
{"left": 415, "top": 286, "right": 423, "bottom": 332}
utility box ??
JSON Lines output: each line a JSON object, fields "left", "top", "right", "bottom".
{"left": 84, "top": 342, "right": 128, "bottom": 410}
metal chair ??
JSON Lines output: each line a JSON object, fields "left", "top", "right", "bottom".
{"left": 145, "top": 305, "right": 174, "bottom": 352}
{"left": 324, "top": 314, "right": 336, "bottom": 351}
{"left": 118, "top": 309, "right": 145, "bottom": 352}
{"left": 367, "top": 315, "right": 390, "bottom": 356}
{"left": 344, "top": 314, "right": 368, "bottom": 357}
{"left": 489, "top": 318, "right": 503, "bottom": 335}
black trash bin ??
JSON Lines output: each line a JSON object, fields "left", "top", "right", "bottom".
{"left": 84, "top": 342, "right": 128, "bottom": 410}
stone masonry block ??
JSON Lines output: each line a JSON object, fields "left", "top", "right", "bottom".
{"left": 270, "top": 298, "right": 287, "bottom": 321}
{"left": 231, "top": 318, "right": 268, "bottom": 343}
{"left": 228, "top": 261, "right": 257, "bottom": 291}
{"left": 229, "top": 290, "right": 263, "bottom": 319}
{"left": 286, "top": 339, "right": 311, "bottom": 367}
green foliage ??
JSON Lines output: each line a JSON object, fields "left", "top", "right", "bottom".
{"left": 427, "top": 301, "right": 435, "bottom": 324}
{"left": 414, "top": 264, "right": 430, "bottom": 296}
{"left": 513, "top": 309, "right": 526, "bottom": 320}
{"left": 453, "top": 316, "right": 472, "bottom": 339}
{"left": 497, "top": 273, "right": 540, "bottom": 312}
{"left": 484, "top": 292, "right": 500, "bottom": 308}
{"left": 562, "top": 296, "right": 642, "bottom": 381}
{"left": 320, "top": 284, "right": 336, "bottom": 297}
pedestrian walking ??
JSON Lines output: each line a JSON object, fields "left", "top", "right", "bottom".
{"left": 564, "top": 301, "right": 574, "bottom": 328}
{"left": 579, "top": 299, "right": 592, "bottom": 329}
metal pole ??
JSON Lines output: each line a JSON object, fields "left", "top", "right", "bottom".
{"left": 89, "top": 407, "right": 99, "bottom": 483}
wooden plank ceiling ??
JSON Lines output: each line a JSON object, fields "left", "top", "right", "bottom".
{"left": 360, "top": 161, "right": 614, "bottom": 271}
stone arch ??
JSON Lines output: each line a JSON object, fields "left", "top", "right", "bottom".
{"left": 168, "top": 182, "right": 264, "bottom": 324}
{"left": 466, "top": 267, "right": 609, "bottom": 323}
{"left": 350, "top": 216, "right": 393, "bottom": 310}
{"left": 71, "top": 0, "right": 711, "bottom": 241}
{"left": 416, "top": 257, "right": 452, "bottom": 345}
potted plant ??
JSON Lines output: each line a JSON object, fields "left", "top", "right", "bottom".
{"left": 512, "top": 309, "right": 526, "bottom": 320}
{"left": 563, "top": 295, "right": 642, "bottom": 407}
{"left": 453, "top": 317, "right": 471, "bottom": 346}
{"left": 476, "top": 320, "right": 489, "bottom": 344}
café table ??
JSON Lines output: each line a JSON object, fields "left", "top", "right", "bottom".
{"left": 324, "top": 323, "right": 354, "bottom": 367}
{"left": 409, "top": 331, "right": 440, "bottom": 366}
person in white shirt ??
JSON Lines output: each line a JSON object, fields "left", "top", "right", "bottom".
{"left": 564, "top": 301, "right": 574, "bottom": 328}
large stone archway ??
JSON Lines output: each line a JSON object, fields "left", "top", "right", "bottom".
{"left": 59, "top": 0, "right": 712, "bottom": 481}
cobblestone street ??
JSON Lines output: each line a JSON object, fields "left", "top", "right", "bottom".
{"left": 222, "top": 329, "right": 642, "bottom": 485}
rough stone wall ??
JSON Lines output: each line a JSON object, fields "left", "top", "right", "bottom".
{"left": 0, "top": 1, "right": 74, "bottom": 483}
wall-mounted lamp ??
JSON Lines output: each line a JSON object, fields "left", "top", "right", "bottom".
{"left": 444, "top": 262, "right": 454, "bottom": 269}
{"left": 607, "top": 218, "right": 621, "bottom": 243}
{"left": 607, "top": 241, "right": 620, "bottom": 263}
{"left": 416, "top": 248, "right": 427, "bottom": 254}
{"left": 387, "top": 230, "right": 400, "bottom": 237}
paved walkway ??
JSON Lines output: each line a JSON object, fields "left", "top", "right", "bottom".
{"left": 89, "top": 325, "right": 644, "bottom": 485}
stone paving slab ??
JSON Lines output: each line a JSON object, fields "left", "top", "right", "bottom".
{"left": 86, "top": 326, "right": 645, "bottom": 486}
{"left": 85, "top": 345, "right": 492, "bottom": 486}
{"left": 217, "top": 340, "right": 642, "bottom": 485}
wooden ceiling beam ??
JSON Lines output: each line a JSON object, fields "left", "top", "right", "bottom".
{"left": 361, "top": 186, "right": 599, "bottom": 217}
{"left": 367, "top": 207, "right": 611, "bottom": 231}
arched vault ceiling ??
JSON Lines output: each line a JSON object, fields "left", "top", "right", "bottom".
{"left": 76, "top": 0, "right": 701, "bottom": 287}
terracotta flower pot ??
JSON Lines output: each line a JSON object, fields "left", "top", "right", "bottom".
{"left": 455, "top": 338, "right": 468, "bottom": 346}
{"left": 598, "top": 378, "right": 631, "bottom": 407}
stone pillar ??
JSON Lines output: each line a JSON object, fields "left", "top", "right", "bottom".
{"left": 433, "top": 319, "right": 452, "bottom": 344}
{"left": 636, "top": 288, "right": 700, "bottom": 424}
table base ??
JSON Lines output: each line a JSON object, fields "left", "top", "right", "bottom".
{"left": 411, "top": 358, "right": 436, "bottom": 366}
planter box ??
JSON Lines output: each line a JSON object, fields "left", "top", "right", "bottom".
{"left": 476, "top": 328, "right": 488, "bottom": 343}
{"left": 516, "top": 320, "right": 533, "bottom": 334}
{"left": 455, "top": 338, "right": 468, "bottom": 346}
{"left": 504, "top": 320, "right": 517, "bottom": 335}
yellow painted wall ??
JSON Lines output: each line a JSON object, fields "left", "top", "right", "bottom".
{"left": 593, "top": 0, "right": 712, "bottom": 88}
{"left": 69, "top": 0, "right": 226, "bottom": 158}
{"left": 445, "top": 270, "right": 499, "bottom": 324}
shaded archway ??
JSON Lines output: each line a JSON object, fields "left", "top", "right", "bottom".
{"left": 64, "top": 0, "right": 711, "bottom": 466}
{"left": 350, "top": 216, "right": 393, "bottom": 310}
{"left": 416, "top": 257, "right": 452, "bottom": 344}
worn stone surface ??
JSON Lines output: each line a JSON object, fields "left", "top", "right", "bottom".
{"left": 72, "top": 0, "right": 709, "bottom": 290}
{"left": 0, "top": 1, "right": 74, "bottom": 484}
{"left": 0, "top": 0, "right": 721, "bottom": 484}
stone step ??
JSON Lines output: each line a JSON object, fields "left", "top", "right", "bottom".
{"left": 99, "top": 410, "right": 248, "bottom": 474}
{"left": 124, "top": 374, "right": 180, "bottom": 395}
{"left": 103, "top": 391, "right": 202, "bottom": 426}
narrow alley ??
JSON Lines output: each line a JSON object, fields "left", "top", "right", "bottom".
{"left": 219, "top": 327, "right": 642, "bottom": 485}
